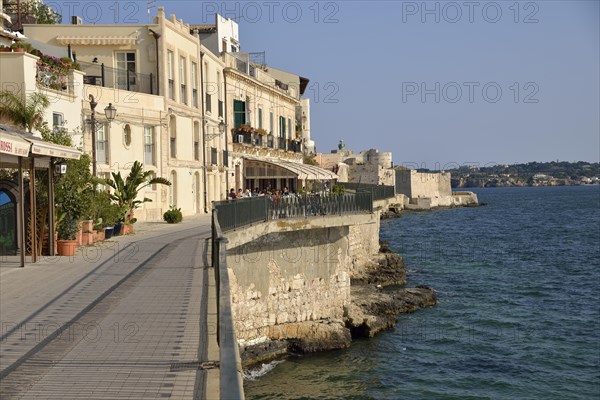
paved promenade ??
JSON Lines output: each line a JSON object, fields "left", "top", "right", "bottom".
{"left": 0, "top": 215, "right": 221, "bottom": 399}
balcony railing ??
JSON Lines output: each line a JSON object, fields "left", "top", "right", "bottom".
{"left": 214, "top": 192, "right": 373, "bottom": 232}
{"left": 339, "top": 182, "right": 396, "bottom": 201}
{"left": 36, "top": 62, "right": 72, "bottom": 94}
{"left": 78, "top": 60, "right": 154, "bottom": 95}
{"left": 232, "top": 130, "right": 303, "bottom": 153}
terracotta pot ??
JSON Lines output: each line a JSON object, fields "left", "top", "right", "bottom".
{"left": 82, "top": 232, "right": 94, "bottom": 245}
{"left": 57, "top": 240, "right": 79, "bottom": 256}
{"left": 96, "top": 230, "right": 105, "bottom": 241}
{"left": 122, "top": 224, "right": 134, "bottom": 235}
{"left": 81, "top": 220, "right": 94, "bottom": 233}
{"left": 0, "top": 48, "right": 12, "bottom": 52}
{"left": 12, "top": 48, "right": 25, "bottom": 53}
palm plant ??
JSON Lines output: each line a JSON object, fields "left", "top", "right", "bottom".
{"left": 0, "top": 91, "right": 50, "bottom": 132}
{"left": 104, "top": 161, "right": 171, "bottom": 224}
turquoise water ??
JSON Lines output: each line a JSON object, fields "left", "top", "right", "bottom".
{"left": 244, "top": 186, "right": 600, "bottom": 399}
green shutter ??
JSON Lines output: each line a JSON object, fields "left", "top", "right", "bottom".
{"left": 234, "top": 100, "right": 246, "bottom": 128}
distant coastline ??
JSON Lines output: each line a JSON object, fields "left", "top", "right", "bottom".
{"left": 445, "top": 161, "right": 600, "bottom": 188}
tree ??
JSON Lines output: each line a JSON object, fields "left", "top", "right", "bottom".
{"left": 104, "top": 161, "right": 171, "bottom": 224}
{"left": 0, "top": 91, "right": 50, "bottom": 133}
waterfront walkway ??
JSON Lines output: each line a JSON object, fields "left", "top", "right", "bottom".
{"left": 0, "top": 215, "right": 220, "bottom": 399}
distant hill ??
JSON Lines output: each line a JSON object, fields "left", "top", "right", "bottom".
{"left": 440, "top": 161, "right": 600, "bottom": 188}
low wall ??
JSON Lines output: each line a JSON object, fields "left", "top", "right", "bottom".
{"left": 224, "top": 214, "right": 377, "bottom": 344}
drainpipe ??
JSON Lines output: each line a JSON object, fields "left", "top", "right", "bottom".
{"left": 224, "top": 73, "right": 230, "bottom": 193}
{"left": 200, "top": 51, "right": 209, "bottom": 213}
{"left": 149, "top": 29, "right": 161, "bottom": 95}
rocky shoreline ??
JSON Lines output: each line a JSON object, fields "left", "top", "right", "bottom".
{"left": 240, "top": 241, "right": 437, "bottom": 368}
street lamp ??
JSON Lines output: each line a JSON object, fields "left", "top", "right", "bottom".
{"left": 218, "top": 120, "right": 226, "bottom": 134}
{"left": 89, "top": 94, "right": 116, "bottom": 176}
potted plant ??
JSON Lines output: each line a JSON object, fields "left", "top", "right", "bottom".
{"left": 57, "top": 216, "right": 79, "bottom": 256}
{"left": 104, "top": 161, "right": 171, "bottom": 235}
{"left": 10, "top": 43, "right": 26, "bottom": 53}
{"left": 0, "top": 45, "right": 11, "bottom": 53}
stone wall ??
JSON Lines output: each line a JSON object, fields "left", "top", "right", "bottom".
{"left": 224, "top": 214, "right": 377, "bottom": 344}
{"left": 395, "top": 169, "right": 452, "bottom": 199}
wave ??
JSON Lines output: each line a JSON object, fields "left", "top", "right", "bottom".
{"left": 243, "top": 360, "right": 285, "bottom": 381}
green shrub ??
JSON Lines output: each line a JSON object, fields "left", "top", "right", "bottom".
{"left": 58, "top": 217, "right": 79, "bottom": 240}
{"left": 163, "top": 206, "right": 183, "bottom": 224}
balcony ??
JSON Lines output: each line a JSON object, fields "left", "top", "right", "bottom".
{"left": 78, "top": 60, "right": 154, "bottom": 95}
{"left": 36, "top": 61, "right": 72, "bottom": 93}
{"left": 231, "top": 126, "right": 302, "bottom": 154}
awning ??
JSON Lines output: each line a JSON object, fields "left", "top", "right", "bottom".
{"left": 56, "top": 36, "right": 137, "bottom": 46}
{"left": 0, "top": 130, "right": 31, "bottom": 157}
{"left": 244, "top": 158, "right": 338, "bottom": 181}
{"left": 28, "top": 138, "right": 81, "bottom": 160}
{"left": 0, "top": 124, "right": 81, "bottom": 160}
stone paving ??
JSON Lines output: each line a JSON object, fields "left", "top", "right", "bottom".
{"left": 0, "top": 215, "right": 221, "bottom": 399}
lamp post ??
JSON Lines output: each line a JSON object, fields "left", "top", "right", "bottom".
{"left": 89, "top": 95, "right": 116, "bottom": 176}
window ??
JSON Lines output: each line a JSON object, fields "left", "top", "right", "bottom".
{"left": 258, "top": 108, "right": 263, "bottom": 129}
{"left": 279, "top": 116, "right": 286, "bottom": 137}
{"left": 222, "top": 39, "right": 227, "bottom": 53}
{"left": 52, "top": 112, "right": 63, "bottom": 132}
{"left": 194, "top": 122, "right": 200, "bottom": 161}
{"left": 169, "top": 115, "right": 176, "bottom": 158}
{"left": 233, "top": 99, "right": 246, "bottom": 128}
{"left": 211, "top": 147, "right": 218, "bottom": 165}
{"left": 222, "top": 150, "right": 228, "bottom": 168}
{"left": 123, "top": 124, "right": 131, "bottom": 147}
{"left": 269, "top": 111, "right": 274, "bottom": 135}
{"left": 144, "top": 126, "right": 155, "bottom": 165}
{"left": 288, "top": 118, "right": 292, "bottom": 139}
{"left": 116, "top": 52, "right": 136, "bottom": 90}
{"left": 191, "top": 62, "right": 198, "bottom": 108}
{"left": 96, "top": 123, "right": 108, "bottom": 164}
{"left": 206, "top": 93, "right": 212, "bottom": 113}
{"left": 218, "top": 100, "right": 224, "bottom": 118}
{"left": 169, "top": 171, "right": 177, "bottom": 206}
{"left": 167, "top": 50, "right": 174, "bottom": 100}
{"left": 180, "top": 56, "right": 187, "bottom": 105}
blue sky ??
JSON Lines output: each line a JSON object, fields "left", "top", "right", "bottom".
{"left": 47, "top": 1, "right": 599, "bottom": 168}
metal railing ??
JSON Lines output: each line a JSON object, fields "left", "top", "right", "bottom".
{"left": 339, "top": 182, "right": 396, "bottom": 201}
{"left": 211, "top": 210, "right": 245, "bottom": 400}
{"left": 214, "top": 192, "right": 373, "bottom": 232}
{"left": 79, "top": 61, "right": 154, "bottom": 95}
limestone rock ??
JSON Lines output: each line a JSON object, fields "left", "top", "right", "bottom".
{"left": 344, "top": 285, "right": 437, "bottom": 338}
{"left": 350, "top": 252, "right": 407, "bottom": 286}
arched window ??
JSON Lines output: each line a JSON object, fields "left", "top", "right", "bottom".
{"left": 123, "top": 124, "right": 132, "bottom": 147}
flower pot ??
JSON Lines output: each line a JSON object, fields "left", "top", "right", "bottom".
{"left": 104, "top": 227, "right": 114, "bottom": 239}
{"left": 122, "top": 224, "right": 134, "bottom": 235}
{"left": 12, "top": 48, "right": 25, "bottom": 53}
{"left": 82, "top": 232, "right": 94, "bottom": 245}
{"left": 0, "top": 48, "right": 12, "bottom": 53}
{"left": 94, "top": 230, "right": 105, "bottom": 242}
{"left": 81, "top": 220, "right": 94, "bottom": 233}
{"left": 57, "top": 239, "right": 79, "bottom": 256}
{"left": 113, "top": 223, "right": 122, "bottom": 236}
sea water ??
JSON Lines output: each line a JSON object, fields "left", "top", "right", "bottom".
{"left": 244, "top": 186, "right": 600, "bottom": 399}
